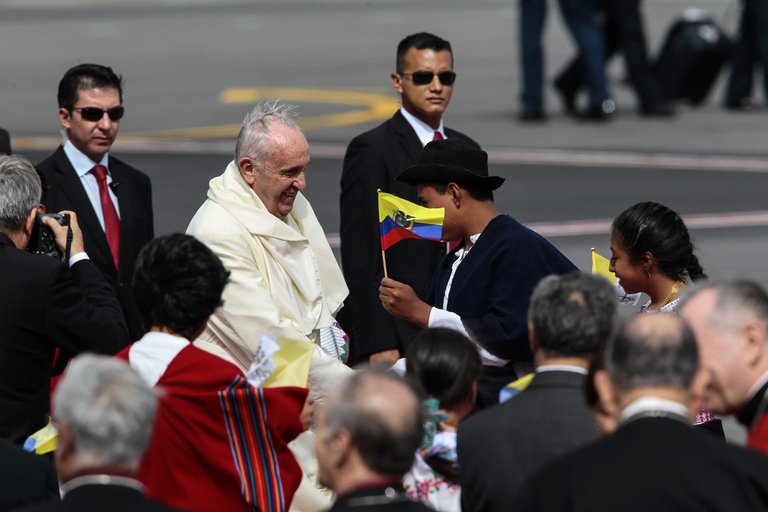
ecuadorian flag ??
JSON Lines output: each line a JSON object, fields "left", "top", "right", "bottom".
{"left": 378, "top": 191, "right": 444, "bottom": 251}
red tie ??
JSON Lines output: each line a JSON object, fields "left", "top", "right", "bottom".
{"left": 91, "top": 165, "right": 120, "bottom": 269}
{"left": 433, "top": 131, "right": 444, "bottom": 141}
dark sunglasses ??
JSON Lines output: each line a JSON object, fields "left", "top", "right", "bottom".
{"left": 401, "top": 70, "right": 457, "bottom": 86}
{"left": 71, "top": 106, "right": 125, "bottom": 122}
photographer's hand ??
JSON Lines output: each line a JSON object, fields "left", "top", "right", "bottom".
{"left": 42, "top": 210, "right": 85, "bottom": 258}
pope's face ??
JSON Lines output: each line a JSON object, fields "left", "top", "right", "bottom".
{"left": 241, "top": 122, "right": 309, "bottom": 220}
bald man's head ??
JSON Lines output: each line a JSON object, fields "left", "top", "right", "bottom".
{"left": 606, "top": 313, "right": 699, "bottom": 392}
{"left": 316, "top": 369, "right": 423, "bottom": 482}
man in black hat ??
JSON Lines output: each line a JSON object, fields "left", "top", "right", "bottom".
{"left": 379, "top": 139, "right": 576, "bottom": 406}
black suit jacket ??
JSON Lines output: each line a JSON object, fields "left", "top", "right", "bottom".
{"left": 339, "top": 111, "right": 479, "bottom": 361}
{"left": 0, "top": 127, "right": 11, "bottom": 154}
{"left": 0, "top": 438, "right": 58, "bottom": 510}
{"left": 516, "top": 416, "right": 768, "bottom": 511}
{"left": 458, "top": 370, "right": 599, "bottom": 512}
{"left": 12, "top": 483, "right": 180, "bottom": 512}
{"left": 328, "top": 485, "right": 435, "bottom": 511}
{"left": 37, "top": 146, "right": 154, "bottom": 340}
{"left": 0, "top": 233, "right": 128, "bottom": 443}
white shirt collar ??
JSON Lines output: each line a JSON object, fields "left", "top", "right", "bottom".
{"left": 400, "top": 107, "right": 445, "bottom": 147}
{"left": 536, "top": 365, "right": 588, "bottom": 375}
{"left": 63, "top": 139, "right": 110, "bottom": 178}
{"left": 619, "top": 396, "right": 689, "bottom": 424}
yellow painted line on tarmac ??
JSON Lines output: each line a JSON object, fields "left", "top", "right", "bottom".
{"left": 126, "top": 87, "right": 399, "bottom": 139}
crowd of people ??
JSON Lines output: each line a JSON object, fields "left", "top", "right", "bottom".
{"left": 1, "top": 29, "right": 768, "bottom": 512}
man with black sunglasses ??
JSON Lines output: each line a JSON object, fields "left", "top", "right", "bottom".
{"left": 340, "top": 32, "right": 480, "bottom": 366}
{"left": 38, "top": 63, "right": 154, "bottom": 341}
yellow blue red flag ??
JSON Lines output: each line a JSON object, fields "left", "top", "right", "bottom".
{"left": 378, "top": 191, "right": 444, "bottom": 251}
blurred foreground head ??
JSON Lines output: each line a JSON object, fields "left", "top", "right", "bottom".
{"left": 53, "top": 354, "right": 157, "bottom": 481}
{"left": 680, "top": 280, "right": 768, "bottom": 415}
{"left": 595, "top": 314, "right": 707, "bottom": 423}
{"left": 314, "top": 369, "right": 423, "bottom": 495}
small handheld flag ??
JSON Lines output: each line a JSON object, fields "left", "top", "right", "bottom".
{"left": 591, "top": 248, "right": 617, "bottom": 285}
{"left": 378, "top": 191, "right": 444, "bottom": 251}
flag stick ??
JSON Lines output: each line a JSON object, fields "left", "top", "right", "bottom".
{"left": 381, "top": 249, "right": 388, "bottom": 279}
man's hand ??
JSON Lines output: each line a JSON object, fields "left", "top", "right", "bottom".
{"left": 41, "top": 210, "right": 85, "bottom": 258}
{"left": 379, "top": 277, "right": 431, "bottom": 327}
{"left": 369, "top": 349, "right": 400, "bottom": 364}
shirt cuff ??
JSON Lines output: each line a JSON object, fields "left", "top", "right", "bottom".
{"left": 68, "top": 252, "right": 89, "bottom": 267}
{"left": 427, "top": 307, "right": 510, "bottom": 367}
{"left": 428, "top": 307, "right": 468, "bottom": 334}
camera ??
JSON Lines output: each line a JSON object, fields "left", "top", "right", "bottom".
{"left": 27, "top": 213, "right": 70, "bottom": 259}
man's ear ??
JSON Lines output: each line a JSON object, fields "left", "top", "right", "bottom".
{"left": 446, "top": 182, "right": 462, "bottom": 208}
{"left": 24, "top": 207, "right": 38, "bottom": 236}
{"left": 594, "top": 369, "right": 620, "bottom": 420}
{"left": 238, "top": 157, "right": 256, "bottom": 186}
{"left": 391, "top": 73, "right": 404, "bottom": 94}
{"left": 689, "top": 367, "right": 711, "bottom": 415}
{"left": 59, "top": 107, "right": 72, "bottom": 130}
{"left": 55, "top": 422, "right": 76, "bottom": 481}
{"left": 528, "top": 320, "right": 537, "bottom": 355}
{"left": 743, "top": 320, "right": 768, "bottom": 368}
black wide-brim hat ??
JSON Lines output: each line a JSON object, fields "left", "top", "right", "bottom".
{"left": 396, "top": 139, "right": 505, "bottom": 191}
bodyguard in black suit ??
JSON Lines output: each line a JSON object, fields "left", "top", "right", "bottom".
{"left": 458, "top": 273, "right": 616, "bottom": 512}
{"left": 340, "top": 32, "right": 479, "bottom": 364}
{"left": 38, "top": 64, "right": 154, "bottom": 341}
{"left": 515, "top": 313, "right": 768, "bottom": 511}
{"left": 0, "top": 155, "right": 128, "bottom": 444}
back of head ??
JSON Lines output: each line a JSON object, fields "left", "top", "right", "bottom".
{"left": 323, "top": 369, "right": 424, "bottom": 477}
{"left": 0, "top": 155, "right": 41, "bottom": 234}
{"left": 54, "top": 354, "right": 157, "bottom": 472}
{"left": 234, "top": 99, "right": 302, "bottom": 164}
{"left": 405, "top": 327, "right": 481, "bottom": 410}
{"left": 58, "top": 63, "right": 123, "bottom": 110}
{"left": 611, "top": 202, "right": 706, "bottom": 282}
{"left": 606, "top": 314, "right": 698, "bottom": 392}
{"left": 529, "top": 272, "right": 617, "bottom": 359}
{"left": 396, "top": 32, "right": 452, "bottom": 73}
{"left": 132, "top": 233, "right": 230, "bottom": 339}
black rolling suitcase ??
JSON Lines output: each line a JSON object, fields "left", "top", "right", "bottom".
{"left": 653, "top": 11, "right": 733, "bottom": 105}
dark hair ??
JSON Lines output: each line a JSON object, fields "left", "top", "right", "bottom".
{"left": 396, "top": 32, "right": 453, "bottom": 74}
{"left": 324, "top": 370, "right": 424, "bottom": 476}
{"left": 405, "top": 328, "right": 481, "bottom": 410}
{"left": 606, "top": 315, "right": 699, "bottom": 391}
{"left": 58, "top": 63, "right": 124, "bottom": 110}
{"left": 132, "top": 233, "right": 230, "bottom": 340}
{"left": 611, "top": 202, "right": 706, "bottom": 282}
{"left": 529, "top": 272, "right": 617, "bottom": 359}
{"left": 430, "top": 181, "right": 494, "bottom": 202}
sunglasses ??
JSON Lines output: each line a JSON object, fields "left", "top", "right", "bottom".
{"left": 71, "top": 106, "right": 125, "bottom": 122}
{"left": 401, "top": 70, "right": 457, "bottom": 86}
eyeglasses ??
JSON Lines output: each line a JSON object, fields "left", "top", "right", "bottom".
{"left": 401, "top": 70, "right": 457, "bottom": 86}
{"left": 71, "top": 106, "right": 125, "bottom": 122}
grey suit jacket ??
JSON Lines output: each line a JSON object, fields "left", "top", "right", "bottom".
{"left": 457, "top": 370, "right": 599, "bottom": 512}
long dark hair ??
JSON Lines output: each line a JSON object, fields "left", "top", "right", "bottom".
{"left": 611, "top": 202, "right": 706, "bottom": 282}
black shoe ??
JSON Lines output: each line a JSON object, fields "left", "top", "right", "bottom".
{"left": 518, "top": 109, "right": 547, "bottom": 122}
{"left": 640, "top": 101, "right": 675, "bottom": 117}
{"left": 578, "top": 100, "right": 616, "bottom": 121}
{"left": 553, "top": 80, "right": 578, "bottom": 116}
